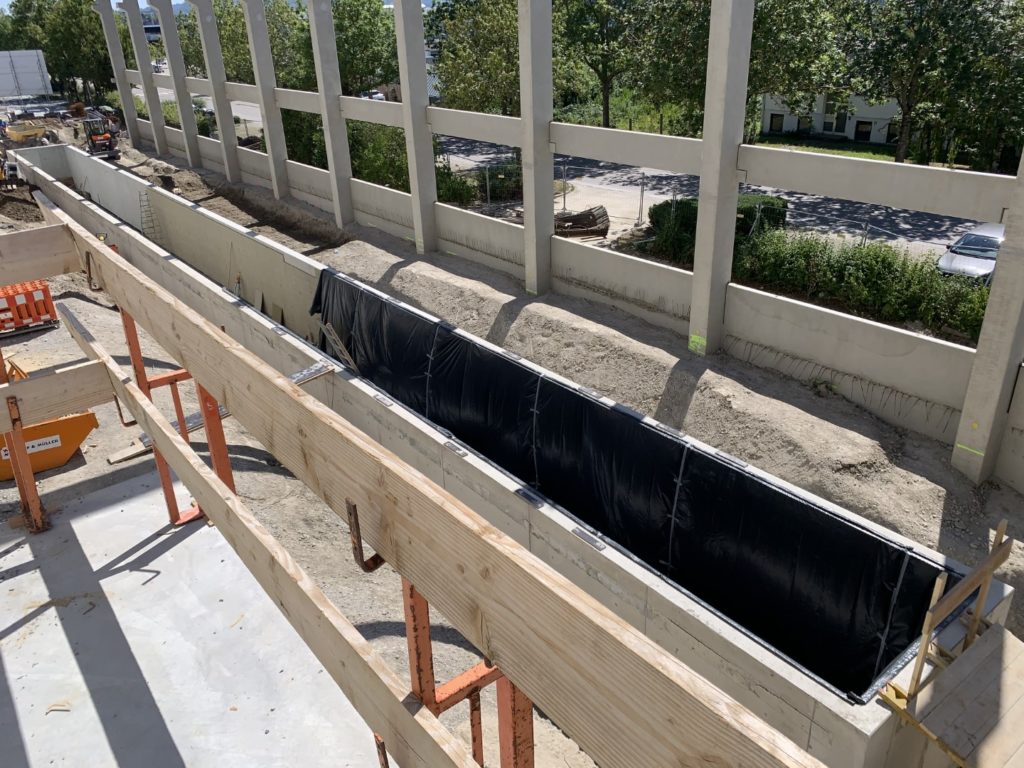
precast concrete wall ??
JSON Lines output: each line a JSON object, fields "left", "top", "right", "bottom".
{"left": 551, "top": 236, "right": 692, "bottom": 333}
{"left": 20, "top": 144, "right": 1007, "bottom": 768}
{"left": 998, "top": 367, "right": 1024, "bottom": 487}
{"left": 723, "top": 284, "right": 974, "bottom": 443}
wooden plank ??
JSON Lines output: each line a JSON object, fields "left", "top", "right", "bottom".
{"left": 59, "top": 305, "right": 476, "bottom": 768}
{"left": 910, "top": 623, "right": 1008, "bottom": 721}
{"left": 966, "top": 682, "right": 1024, "bottom": 767}
{"left": 0, "top": 360, "right": 111, "bottom": 431}
{"left": 0, "top": 223, "right": 80, "bottom": 284}
{"left": 47, "top": 196, "right": 821, "bottom": 768}
{"left": 921, "top": 629, "right": 1024, "bottom": 756}
{"left": 961, "top": 646, "right": 1024, "bottom": 755}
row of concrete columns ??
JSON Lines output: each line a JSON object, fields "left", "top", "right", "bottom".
{"left": 95, "top": 0, "right": 1023, "bottom": 487}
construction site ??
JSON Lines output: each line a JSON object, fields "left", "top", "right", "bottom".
{"left": 3, "top": 1, "right": 1024, "bottom": 767}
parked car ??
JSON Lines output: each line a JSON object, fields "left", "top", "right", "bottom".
{"left": 936, "top": 223, "right": 1004, "bottom": 282}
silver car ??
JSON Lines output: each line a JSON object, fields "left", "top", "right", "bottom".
{"left": 936, "top": 223, "right": 1004, "bottom": 281}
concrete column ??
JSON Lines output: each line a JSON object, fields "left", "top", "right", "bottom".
{"left": 93, "top": 2, "right": 141, "bottom": 147}
{"left": 952, "top": 157, "right": 1024, "bottom": 482}
{"left": 240, "top": 0, "right": 290, "bottom": 199}
{"left": 306, "top": 0, "right": 355, "bottom": 228}
{"left": 118, "top": 0, "right": 169, "bottom": 155}
{"left": 686, "top": 0, "right": 755, "bottom": 356}
{"left": 150, "top": 0, "right": 202, "bottom": 167}
{"left": 517, "top": 0, "right": 554, "bottom": 294}
{"left": 188, "top": 0, "right": 241, "bottom": 183}
{"left": 394, "top": 0, "right": 436, "bottom": 253}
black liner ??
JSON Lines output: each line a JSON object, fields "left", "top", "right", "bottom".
{"left": 311, "top": 269, "right": 961, "bottom": 701}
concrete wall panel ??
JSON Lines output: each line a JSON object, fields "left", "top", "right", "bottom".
{"left": 340, "top": 95, "right": 403, "bottom": 128}
{"left": 723, "top": 283, "right": 973, "bottom": 441}
{"left": 996, "top": 367, "right": 1024, "bottom": 496}
{"left": 427, "top": 106, "right": 521, "bottom": 147}
{"left": 550, "top": 122, "right": 702, "bottom": 175}
{"left": 739, "top": 144, "right": 1014, "bottom": 222}
{"left": 435, "top": 203, "right": 525, "bottom": 276}
{"left": 551, "top": 236, "right": 691, "bottom": 333}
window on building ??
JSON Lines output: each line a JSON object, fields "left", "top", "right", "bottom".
{"left": 797, "top": 116, "right": 811, "bottom": 133}
{"left": 824, "top": 94, "right": 848, "bottom": 134}
{"left": 769, "top": 113, "right": 784, "bottom": 133}
{"left": 854, "top": 121, "right": 872, "bottom": 142}
{"left": 886, "top": 120, "right": 901, "bottom": 143}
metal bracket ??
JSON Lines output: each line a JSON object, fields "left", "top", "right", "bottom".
{"left": 84, "top": 251, "right": 102, "bottom": 292}
{"left": 346, "top": 499, "right": 385, "bottom": 573}
{"left": 111, "top": 395, "right": 138, "bottom": 427}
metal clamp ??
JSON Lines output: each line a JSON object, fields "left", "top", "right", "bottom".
{"left": 346, "top": 500, "right": 384, "bottom": 573}
{"left": 84, "top": 251, "right": 102, "bottom": 292}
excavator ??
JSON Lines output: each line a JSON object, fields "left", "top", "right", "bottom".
{"left": 83, "top": 117, "right": 119, "bottom": 159}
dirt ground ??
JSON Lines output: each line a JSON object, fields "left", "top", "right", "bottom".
{"left": 3, "top": 138, "right": 1022, "bottom": 765}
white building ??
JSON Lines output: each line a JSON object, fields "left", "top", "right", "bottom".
{"left": 760, "top": 94, "right": 901, "bottom": 144}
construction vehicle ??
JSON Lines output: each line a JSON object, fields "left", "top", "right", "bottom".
{"left": 6, "top": 120, "right": 47, "bottom": 144}
{"left": 84, "top": 117, "right": 119, "bottom": 159}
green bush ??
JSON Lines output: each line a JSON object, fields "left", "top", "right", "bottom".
{"left": 734, "top": 230, "right": 990, "bottom": 341}
{"left": 436, "top": 159, "right": 475, "bottom": 206}
{"left": 647, "top": 194, "right": 787, "bottom": 263}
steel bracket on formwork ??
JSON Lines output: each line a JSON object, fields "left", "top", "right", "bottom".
{"left": 346, "top": 501, "right": 534, "bottom": 767}
{"left": 4, "top": 394, "right": 48, "bottom": 533}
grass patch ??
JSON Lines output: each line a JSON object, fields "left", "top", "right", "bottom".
{"left": 757, "top": 135, "right": 897, "bottom": 162}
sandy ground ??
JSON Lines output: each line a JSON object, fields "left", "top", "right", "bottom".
{"left": 3, "top": 139, "right": 1022, "bottom": 764}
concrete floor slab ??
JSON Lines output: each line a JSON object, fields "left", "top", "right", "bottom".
{"left": 0, "top": 474, "right": 378, "bottom": 767}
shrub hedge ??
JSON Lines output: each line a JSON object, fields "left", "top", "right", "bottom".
{"left": 648, "top": 194, "right": 787, "bottom": 263}
{"left": 734, "top": 230, "right": 989, "bottom": 341}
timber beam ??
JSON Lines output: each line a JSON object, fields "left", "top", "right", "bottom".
{"left": 46, "top": 196, "right": 821, "bottom": 768}
{"left": 0, "top": 360, "right": 112, "bottom": 431}
{"left": 0, "top": 224, "right": 79, "bottom": 284}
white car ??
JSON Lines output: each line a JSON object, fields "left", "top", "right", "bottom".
{"left": 936, "top": 223, "right": 1004, "bottom": 281}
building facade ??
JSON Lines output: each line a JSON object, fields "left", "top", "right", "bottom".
{"left": 761, "top": 94, "right": 900, "bottom": 144}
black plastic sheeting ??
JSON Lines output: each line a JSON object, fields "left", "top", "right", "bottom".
{"left": 311, "top": 269, "right": 957, "bottom": 701}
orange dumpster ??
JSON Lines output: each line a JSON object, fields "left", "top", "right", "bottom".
{"left": 0, "top": 411, "right": 99, "bottom": 481}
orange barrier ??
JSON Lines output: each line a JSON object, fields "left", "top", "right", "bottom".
{"left": 0, "top": 280, "right": 58, "bottom": 334}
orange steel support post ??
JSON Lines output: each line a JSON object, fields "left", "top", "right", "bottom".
{"left": 120, "top": 309, "right": 203, "bottom": 526}
{"left": 196, "top": 381, "right": 235, "bottom": 493}
{"left": 4, "top": 396, "right": 47, "bottom": 532}
{"left": 349, "top": 502, "right": 534, "bottom": 767}
{"left": 497, "top": 676, "right": 535, "bottom": 768}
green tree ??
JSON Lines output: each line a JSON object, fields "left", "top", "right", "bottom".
{"left": 563, "top": 0, "right": 641, "bottom": 128}
{"left": 333, "top": 0, "right": 397, "bottom": 95}
{"left": 178, "top": 0, "right": 253, "bottom": 81}
{"left": 0, "top": 12, "right": 17, "bottom": 51}
{"left": 8, "top": 0, "right": 54, "bottom": 51}
{"left": 428, "top": 0, "right": 580, "bottom": 117}
{"left": 840, "top": 0, "right": 998, "bottom": 163}
{"left": 434, "top": 0, "right": 520, "bottom": 115}
{"left": 43, "top": 0, "right": 112, "bottom": 101}
{"left": 634, "top": 0, "right": 848, "bottom": 139}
